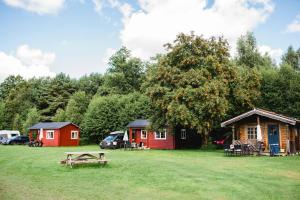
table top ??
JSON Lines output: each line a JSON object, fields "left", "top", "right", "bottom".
{"left": 65, "top": 151, "right": 107, "bottom": 155}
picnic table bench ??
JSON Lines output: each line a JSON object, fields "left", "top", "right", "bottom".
{"left": 60, "top": 151, "right": 108, "bottom": 167}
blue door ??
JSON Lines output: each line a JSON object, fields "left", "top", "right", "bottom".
{"left": 268, "top": 125, "right": 280, "bottom": 154}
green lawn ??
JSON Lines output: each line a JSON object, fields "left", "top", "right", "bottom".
{"left": 0, "top": 145, "right": 299, "bottom": 200}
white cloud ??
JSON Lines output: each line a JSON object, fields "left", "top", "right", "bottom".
{"left": 258, "top": 45, "right": 283, "bottom": 65}
{"left": 2, "top": 0, "right": 65, "bottom": 15}
{"left": 0, "top": 45, "right": 56, "bottom": 81}
{"left": 92, "top": 0, "right": 103, "bottom": 12}
{"left": 118, "top": 0, "right": 274, "bottom": 59}
{"left": 286, "top": 14, "right": 300, "bottom": 33}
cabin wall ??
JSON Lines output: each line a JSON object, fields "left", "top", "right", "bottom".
{"left": 236, "top": 121, "right": 289, "bottom": 151}
{"left": 129, "top": 127, "right": 175, "bottom": 149}
{"left": 59, "top": 124, "right": 80, "bottom": 146}
{"left": 40, "top": 129, "right": 60, "bottom": 147}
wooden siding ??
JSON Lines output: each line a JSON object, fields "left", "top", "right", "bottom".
{"left": 59, "top": 124, "right": 80, "bottom": 146}
{"left": 236, "top": 121, "right": 289, "bottom": 152}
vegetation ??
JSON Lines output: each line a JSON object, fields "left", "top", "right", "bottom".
{"left": 0, "top": 145, "right": 299, "bottom": 200}
{"left": 0, "top": 33, "right": 299, "bottom": 143}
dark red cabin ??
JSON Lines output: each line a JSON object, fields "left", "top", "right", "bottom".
{"left": 29, "top": 122, "right": 80, "bottom": 147}
{"left": 127, "top": 119, "right": 202, "bottom": 149}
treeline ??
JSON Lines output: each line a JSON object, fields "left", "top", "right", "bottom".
{"left": 0, "top": 32, "right": 300, "bottom": 143}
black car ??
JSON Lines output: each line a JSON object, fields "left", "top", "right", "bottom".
{"left": 5, "top": 136, "right": 29, "bottom": 145}
{"left": 100, "top": 131, "right": 125, "bottom": 149}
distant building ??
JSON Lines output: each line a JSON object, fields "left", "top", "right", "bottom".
{"left": 29, "top": 122, "right": 80, "bottom": 147}
{"left": 127, "top": 119, "right": 202, "bottom": 149}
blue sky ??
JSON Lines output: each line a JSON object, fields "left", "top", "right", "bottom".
{"left": 0, "top": 0, "right": 299, "bottom": 80}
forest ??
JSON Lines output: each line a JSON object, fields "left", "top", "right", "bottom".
{"left": 0, "top": 32, "right": 300, "bottom": 144}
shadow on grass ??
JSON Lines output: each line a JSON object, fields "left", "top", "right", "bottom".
{"left": 61, "top": 163, "right": 111, "bottom": 169}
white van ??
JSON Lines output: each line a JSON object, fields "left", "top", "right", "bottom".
{"left": 0, "top": 130, "right": 20, "bottom": 143}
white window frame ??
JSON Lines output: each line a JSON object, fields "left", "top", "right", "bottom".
{"left": 141, "top": 130, "right": 147, "bottom": 139}
{"left": 181, "top": 129, "right": 186, "bottom": 140}
{"left": 155, "top": 129, "right": 167, "bottom": 140}
{"left": 71, "top": 131, "right": 78, "bottom": 139}
{"left": 46, "top": 130, "right": 54, "bottom": 139}
{"left": 247, "top": 126, "right": 257, "bottom": 139}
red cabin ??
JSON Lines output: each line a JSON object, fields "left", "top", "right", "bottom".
{"left": 29, "top": 122, "right": 80, "bottom": 147}
{"left": 127, "top": 119, "right": 202, "bottom": 149}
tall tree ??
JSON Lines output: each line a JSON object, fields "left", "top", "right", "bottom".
{"left": 40, "top": 73, "right": 77, "bottom": 121}
{"left": 77, "top": 73, "right": 104, "bottom": 96}
{"left": 23, "top": 107, "right": 40, "bottom": 134}
{"left": 65, "top": 91, "right": 90, "bottom": 125}
{"left": 12, "top": 114, "right": 23, "bottom": 133}
{"left": 236, "top": 32, "right": 264, "bottom": 68}
{"left": 98, "top": 47, "right": 145, "bottom": 95}
{"left": 0, "top": 75, "right": 25, "bottom": 100}
{"left": 281, "top": 46, "right": 300, "bottom": 70}
{"left": 82, "top": 92, "right": 150, "bottom": 142}
{"left": 52, "top": 108, "right": 66, "bottom": 122}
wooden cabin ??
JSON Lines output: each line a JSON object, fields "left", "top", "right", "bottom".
{"left": 29, "top": 122, "right": 80, "bottom": 147}
{"left": 127, "top": 119, "right": 202, "bottom": 149}
{"left": 221, "top": 108, "right": 300, "bottom": 155}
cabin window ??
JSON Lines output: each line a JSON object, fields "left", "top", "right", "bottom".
{"left": 155, "top": 129, "right": 167, "bottom": 140}
{"left": 46, "top": 130, "right": 54, "bottom": 139}
{"left": 181, "top": 129, "right": 186, "bottom": 139}
{"left": 71, "top": 131, "right": 78, "bottom": 139}
{"left": 247, "top": 126, "right": 257, "bottom": 139}
{"left": 141, "top": 130, "right": 147, "bottom": 139}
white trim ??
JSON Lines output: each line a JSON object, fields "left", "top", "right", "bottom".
{"left": 181, "top": 129, "right": 186, "bottom": 140}
{"left": 71, "top": 131, "right": 78, "bottom": 139}
{"left": 141, "top": 130, "right": 147, "bottom": 139}
{"left": 221, "top": 108, "right": 296, "bottom": 127}
{"left": 46, "top": 130, "right": 54, "bottom": 139}
{"left": 247, "top": 126, "right": 257, "bottom": 140}
{"left": 155, "top": 129, "right": 167, "bottom": 140}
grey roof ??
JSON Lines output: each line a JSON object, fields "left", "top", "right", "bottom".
{"left": 221, "top": 108, "right": 298, "bottom": 127}
{"left": 127, "top": 119, "right": 150, "bottom": 128}
{"left": 29, "top": 122, "right": 79, "bottom": 130}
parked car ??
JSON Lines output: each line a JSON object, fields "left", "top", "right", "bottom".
{"left": 100, "top": 131, "right": 125, "bottom": 149}
{"left": 3, "top": 136, "right": 29, "bottom": 145}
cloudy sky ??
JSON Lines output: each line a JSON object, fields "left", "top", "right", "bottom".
{"left": 0, "top": 0, "right": 299, "bottom": 81}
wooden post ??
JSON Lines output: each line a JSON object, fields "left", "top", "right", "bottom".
{"left": 286, "top": 125, "right": 290, "bottom": 154}
{"left": 232, "top": 125, "right": 235, "bottom": 143}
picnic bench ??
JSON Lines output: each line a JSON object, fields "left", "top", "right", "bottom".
{"left": 60, "top": 151, "right": 108, "bottom": 167}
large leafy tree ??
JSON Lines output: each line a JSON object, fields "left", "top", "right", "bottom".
{"left": 65, "top": 91, "right": 90, "bottom": 125}
{"left": 144, "top": 33, "right": 260, "bottom": 144}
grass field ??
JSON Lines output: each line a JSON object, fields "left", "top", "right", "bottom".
{"left": 0, "top": 145, "right": 299, "bottom": 200}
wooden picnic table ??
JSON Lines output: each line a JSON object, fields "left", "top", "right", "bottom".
{"left": 61, "top": 151, "right": 108, "bottom": 167}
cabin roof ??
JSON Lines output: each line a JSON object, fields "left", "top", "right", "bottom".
{"left": 127, "top": 119, "right": 150, "bottom": 128}
{"left": 29, "top": 122, "right": 79, "bottom": 130}
{"left": 221, "top": 108, "right": 299, "bottom": 127}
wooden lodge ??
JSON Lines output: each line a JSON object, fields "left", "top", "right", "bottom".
{"left": 29, "top": 122, "right": 80, "bottom": 147}
{"left": 127, "top": 119, "right": 202, "bottom": 149}
{"left": 221, "top": 108, "right": 300, "bottom": 155}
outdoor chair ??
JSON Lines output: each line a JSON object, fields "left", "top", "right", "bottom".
{"left": 234, "top": 145, "right": 242, "bottom": 156}
{"left": 241, "top": 144, "right": 250, "bottom": 156}
{"left": 224, "top": 144, "right": 234, "bottom": 156}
